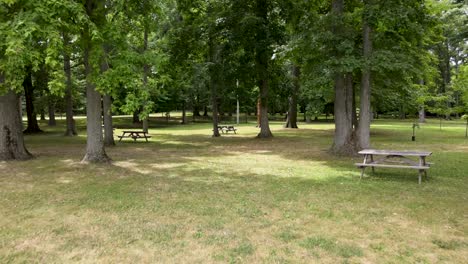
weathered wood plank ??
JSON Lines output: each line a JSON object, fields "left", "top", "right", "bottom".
{"left": 355, "top": 163, "right": 430, "bottom": 169}
{"left": 358, "top": 149, "right": 432, "bottom": 157}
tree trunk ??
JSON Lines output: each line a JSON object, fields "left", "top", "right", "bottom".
{"left": 284, "top": 65, "right": 299, "bottom": 128}
{"left": 48, "top": 98, "right": 56, "bottom": 126}
{"left": 203, "top": 106, "right": 208, "bottom": 117}
{"left": 0, "top": 90, "right": 33, "bottom": 160}
{"left": 40, "top": 110, "right": 46, "bottom": 121}
{"left": 332, "top": 73, "right": 356, "bottom": 155}
{"left": 209, "top": 40, "right": 221, "bottom": 137}
{"left": 256, "top": 98, "right": 261, "bottom": 127}
{"left": 133, "top": 110, "right": 140, "bottom": 124}
{"left": 357, "top": 20, "right": 372, "bottom": 150}
{"left": 255, "top": 0, "right": 272, "bottom": 138}
{"left": 141, "top": 23, "right": 150, "bottom": 133}
{"left": 331, "top": 0, "right": 355, "bottom": 155}
{"left": 181, "top": 101, "right": 187, "bottom": 124}
{"left": 418, "top": 106, "right": 426, "bottom": 123}
{"left": 103, "top": 94, "right": 115, "bottom": 146}
{"left": 23, "top": 67, "right": 42, "bottom": 134}
{"left": 99, "top": 44, "right": 115, "bottom": 146}
{"left": 63, "top": 31, "right": 77, "bottom": 136}
{"left": 81, "top": 18, "right": 110, "bottom": 163}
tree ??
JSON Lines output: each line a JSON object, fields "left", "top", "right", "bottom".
{"left": 81, "top": 0, "right": 110, "bottom": 163}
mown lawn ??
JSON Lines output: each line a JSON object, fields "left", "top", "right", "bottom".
{"left": 0, "top": 117, "right": 467, "bottom": 263}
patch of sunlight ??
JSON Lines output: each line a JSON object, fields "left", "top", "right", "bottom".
{"left": 60, "top": 159, "right": 81, "bottom": 166}
{"left": 183, "top": 176, "right": 233, "bottom": 184}
{"left": 57, "top": 177, "right": 73, "bottom": 184}
{"left": 113, "top": 160, "right": 152, "bottom": 175}
{"left": 149, "top": 163, "right": 184, "bottom": 169}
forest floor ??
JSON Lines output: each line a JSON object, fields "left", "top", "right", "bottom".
{"left": 1, "top": 117, "right": 467, "bottom": 263}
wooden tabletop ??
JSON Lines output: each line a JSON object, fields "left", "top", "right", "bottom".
{"left": 358, "top": 149, "right": 432, "bottom": 157}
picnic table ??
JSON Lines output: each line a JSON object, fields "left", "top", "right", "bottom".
{"left": 217, "top": 125, "right": 237, "bottom": 134}
{"left": 355, "top": 149, "right": 432, "bottom": 184}
{"left": 118, "top": 130, "right": 151, "bottom": 142}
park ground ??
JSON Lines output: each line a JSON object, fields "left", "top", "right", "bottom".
{"left": 0, "top": 116, "right": 467, "bottom": 263}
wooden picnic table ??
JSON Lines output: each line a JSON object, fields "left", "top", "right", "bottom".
{"left": 118, "top": 130, "right": 151, "bottom": 142}
{"left": 217, "top": 125, "right": 237, "bottom": 134}
{"left": 355, "top": 149, "right": 432, "bottom": 184}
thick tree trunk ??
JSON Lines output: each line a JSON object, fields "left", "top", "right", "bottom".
{"left": 284, "top": 65, "right": 299, "bottom": 128}
{"left": 100, "top": 46, "right": 115, "bottom": 146}
{"left": 63, "top": 32, "right": 77, "bottom": 136}
{"left": 357, "top": 21, "right": 372, "bottom": 150}
{"left": 257, "top": 79, "right": 273, "bottom": 138}
{"left": 48, "top": 99, "right": 56, "bottom": 126}
{"left": 81, "top": 19, "right": 110, "bottom": 163}
{"left": 256, "top": 99, "right": 261, "bottom": 127}
{"left": 331, "top": 0, "right": 355, "bottom": 155}
{"left": 23, "top": 68, "right": 42, "bottom": 134}
{"left": 255, "top": 0, "right": 272, "bottom": 138}
{"left": 0, "top": 90, "right": 33, "bottom": 160}
{"left": 332, "top": 73, "right": 356, "bottom": 155}
{"left": 40, "top": 110, "right": 46, "bottom": 121}
{"left": 203, "top": 106, "right": 208, "bottom": 117}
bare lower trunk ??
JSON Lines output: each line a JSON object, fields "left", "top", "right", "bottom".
{"left": 181, "top": 101, "right": 187, "bottom": 124}
{"left": 0, "top": 90, "right": 33, "bottom": 160}
{"left": 357, "top": 21, "right": 372, "bottom": 150}
{"left": 48, "top": 99, "right": 56, "bottom": 126}
{"left": 142, "top": 119, "right": 149, "bottom": 133}
{"left": 284, "top": 65, "right": 299, "bottom": 128}
{"left": 332, "top": 73, "right": 356, "bottom": 155}
{"left": 63, "top": 32, "right": 77, "bottom": 136}
{"left": 133, "top": 110, "right": 140, "bottom": 124}
{"left": 103, "top": 94, "right": 115, "bottom": 146}
{"left": 418, "top": 106, "right": 426, "bottom": 123}
{"left": 257, "top": 80, "right": 273, "bottom": 138}
{"left": 23, "top": 68, "right": 42, "bottom": 134}
{"left": 256, "top": 99, "right": 261, "bottom": 127}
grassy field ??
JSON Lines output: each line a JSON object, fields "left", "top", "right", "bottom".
{"left": 1, "top": 117, "right": 467, "bottom": 263}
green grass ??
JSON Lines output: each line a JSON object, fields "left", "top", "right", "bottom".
{"left": 0, "top": 117, "right": 467, "bottom": 263}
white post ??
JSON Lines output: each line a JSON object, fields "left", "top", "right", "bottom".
{"left": 236, "top": 79, "right": 240, "bottom": 125}
{"left": 236, "top": 96, "right": 240, "bottom": 125}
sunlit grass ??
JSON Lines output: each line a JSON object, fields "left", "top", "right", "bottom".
{"left": 0, "top": 117, "right": 467, "bottom": 263}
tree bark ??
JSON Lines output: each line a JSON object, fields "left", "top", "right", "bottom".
{"left": 81, "top": 11, "right": 110, "bottom": 163}
{"left": 0, "top": 90, "right": 33, "bottom": 160}
{"left": 63, "top": 31, "right": 77, "bottom": 136}
{"left": 141, "top": 23, "right": 150, "bottom": 133}
{"left": 103, "top": 94, "right": 115, "bottom": 146}
{"left": 284, "top": 65, "right": 299, "bottom": 128}
{"left": 255, "top": 0, "right": 273, "bottom": 138}
{"left": 357, "top": 20, "right": 372, "bottom": 150}
{"left": 209, "top": 40, "right": 221, "bottom": 137}
{"left": 23, "top": 67, "right": 42, "bottom": 134}
{"left": 331, "top": 0, "right": 355, "bottom": 155}
{"left": 181, "top": 101, "right": 187, "bottom": 124}
{"left": 418, "top": 106, "right": 426, "bottom": 123}
{"left": 332, "top": 73, "right": 356, "bottom": 155}
{"left": 48, "top": 98, "right": 56, "bottom": 126}
{"left": 99, "top": 44, "right": 115, "bottom": 147}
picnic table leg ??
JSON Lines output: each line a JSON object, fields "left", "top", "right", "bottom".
{"left": 370, "top": 154, "right": 375, "bottom": 174}
{"left": 421, "top": 156, "right": 428, "bottom": 180}
{"left": 360, "top": 154, "right": 368, "bottom": 180}
{"left": 418, "top": 170, "right": 423, "bottom": 185}
{"left": 145, "top": 135, "right": 149, "bottom": 142}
